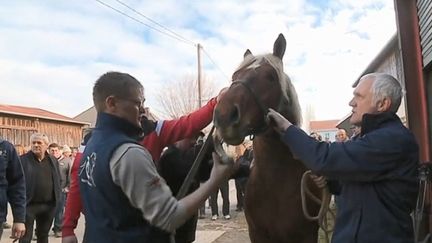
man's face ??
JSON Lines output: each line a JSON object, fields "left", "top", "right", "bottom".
{"left": 63, "top": 151, "right": 72, "bottom": 158}
{"left": 335, "top": 130, "right": 347, "bottom": 142}
{"left": 31, "top": 138, "right": 48, "bottom": 157}
{"left": 72, "top": 149, "right": 78, "bottom": 157}
{"left": 349, "top": 78, "right": 378, "bottom": 126}
{"left": 49, "top": 147, "right": 61, "bottom": 158}
{"left": 114, "top": 88, "right": 145, "bottom": 127}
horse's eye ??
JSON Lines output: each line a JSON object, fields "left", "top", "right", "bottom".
{"left": 268, "top": 71, "right": 278, "bottom": 82}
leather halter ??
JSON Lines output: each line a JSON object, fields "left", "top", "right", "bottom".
{"left": 229, "top": 79, "right": 270, "bottom": 136}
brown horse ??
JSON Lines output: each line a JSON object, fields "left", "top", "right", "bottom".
{"left": 214, "top": 34, "right": 320, "bottom": 243}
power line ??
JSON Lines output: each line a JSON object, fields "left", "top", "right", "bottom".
{"left": 114, "top": 0, "right": 195, "bottom": 46}
{"left": 94, "top": 0, "right": 229, "bottom": 80}
{"left": 94, "top": 0, "right": 195, "bottom": 46}
{"left": 201, "top": 47, "right": 230, "bottom": 80}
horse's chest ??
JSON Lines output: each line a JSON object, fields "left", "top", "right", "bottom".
{"left": 246, "top": 169, "right": 303, "bottom": 215}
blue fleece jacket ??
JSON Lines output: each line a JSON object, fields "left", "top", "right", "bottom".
{"left": 281, "top": 113, "right": 418, "bottom": 243}
{"left": 0, "top": 139, "right": 25, "bottom": 223}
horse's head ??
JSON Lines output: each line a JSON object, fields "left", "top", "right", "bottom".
{"left": 214, "top": 34, "right": 301, "bottom": 145}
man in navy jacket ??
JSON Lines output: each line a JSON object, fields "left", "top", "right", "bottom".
{"left": 79, "top": 71, "right": 233, "bottom": 243}
{"left": 0, "top": 138, "right": 26, "bottom": 240}
{"left": 268, "top": 73, "right": 419, "bottom": 243}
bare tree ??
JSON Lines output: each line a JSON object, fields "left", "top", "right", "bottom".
{"left": 156, "top": 74, "right": 216, "bottom": 119}
{"left": 302, "top": 104, "right": 316, "bottom": 132}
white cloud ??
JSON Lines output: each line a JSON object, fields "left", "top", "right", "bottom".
{"left": 0, "top": 0, "right": 396, "bottom": 121}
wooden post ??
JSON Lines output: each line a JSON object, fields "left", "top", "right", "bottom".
{"left": 197, "top": 43, "right": 202, "bottom": 108}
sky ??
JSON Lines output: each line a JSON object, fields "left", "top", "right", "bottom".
{"left": 0, "top": 0, "right": 397, "bottom": 121}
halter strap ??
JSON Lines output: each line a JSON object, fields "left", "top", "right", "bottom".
{"left": 230, "top": 80, "right": 270, "bottom": 135}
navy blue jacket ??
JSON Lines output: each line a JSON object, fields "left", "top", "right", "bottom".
{"left": 282, "top": 113, "right": 419, "bottom": 243}
{"left": 0, "top": 139, "right": 25, "bottom": 223}
{"left": 80, "top": 112, "right": 169, "bottom": 243}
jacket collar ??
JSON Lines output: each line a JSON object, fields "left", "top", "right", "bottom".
{"left": 95, "top": 112, "right": 143, "bottom": 140}
{"left": 361, "top": 112, "right": 400, "bottom": 136}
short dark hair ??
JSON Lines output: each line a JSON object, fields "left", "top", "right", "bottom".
{"left": 93, "top": 71, "right": 143, "bottom": 112}
{"left": 48, "top": 143, "right": 60, "bottom": 149}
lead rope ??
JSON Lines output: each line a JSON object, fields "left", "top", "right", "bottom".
{"left": 170, "top": 126, "right": 216, "bottom": 243}
{"left": 301, "top": 170, "right": 335, "bottom": 243}
{"left": 170, "top": 126, "right": 232, "bottom": 243}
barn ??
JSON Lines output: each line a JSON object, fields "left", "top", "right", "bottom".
{"left": 0, "top": 104, "right": 89, "bottom": 148}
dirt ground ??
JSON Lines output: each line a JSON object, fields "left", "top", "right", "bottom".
{"left": 197, "top": 209, "right": 250, "bottom": 243}
{"left": 196, "top": 205, "right": 336, "bottom": 243}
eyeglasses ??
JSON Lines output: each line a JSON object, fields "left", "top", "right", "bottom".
{"left": 118, "top": 97, "right": 145, "bottom": 108}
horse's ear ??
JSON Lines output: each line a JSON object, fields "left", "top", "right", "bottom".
{"left": 244, "top": 49, "right": 253, "bottom": 58}
{"left": 273, "top": 33, "right": 286, "bottom": 59}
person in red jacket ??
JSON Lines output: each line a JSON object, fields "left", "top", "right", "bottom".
{"left": 62, "top": 95, "right": 221, "bottom": 243}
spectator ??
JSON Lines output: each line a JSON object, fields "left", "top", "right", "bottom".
{"left": 158, "top": 134, "right": 212, "bottom": 243}
{"left": 48, "top": 143, "right": 71, "bottom": 238}
{"left": 210, "top": 179, "right": 230, "bottom": 220}
{"left": 335, "top": 129, "right": 349, "bottom": 142}
{"left": 0, "top": 138, "right": 26, "bottom": 240}
{"left": 234, "top": 143, "right": 252, "bottom": 212}
{"left": 20, "top": 133, "right": 63, "bottom": 243}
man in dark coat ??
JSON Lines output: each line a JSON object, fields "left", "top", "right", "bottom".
{"left": 20, "top": 133, "right": 63, "bottom": 243}
{"left": 158, "top": 135, "right": 212, "bottom": 243}
{"left": 268, "top": 73, "right": 419, "bottom": 243}
{"left": 0, "top": 138, "right": 26, "bottom": 240}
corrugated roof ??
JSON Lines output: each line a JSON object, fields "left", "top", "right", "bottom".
{"left": 0, "top": 104, "right": 89, "bottom": 125}
{"left": 309, "top": 120, "right": 340, "bottom": 131}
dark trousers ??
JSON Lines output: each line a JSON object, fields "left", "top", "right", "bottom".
{"left": 0, "top": 223, "right": 3, "bottom": 238}
{"left": 210, "top": 180, "right": 230, "bottom": 216}
{"left": 175, "top": 213, "right": 198, "bottom": 243}
{"left": 53, "top": 192, "right": 67, "bottom": 232}
{"left": 198, "top": 199, "right": 207, "bottom": 217}
{"left": 20, "top": 203, "right": 56, "bottom": 243}
{"left": 235, "top": 177, "right": 248, "bottom": 210}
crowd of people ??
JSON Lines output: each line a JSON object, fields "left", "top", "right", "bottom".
{"left": 0, "top": 71, "right": 421, "bottom": 243}
{"left": 1, "top": 135, "right": 77, "bottom": 242}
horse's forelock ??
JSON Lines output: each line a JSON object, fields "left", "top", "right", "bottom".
{"left": 265, "top": 55, "right": 301, "bottom": 125}
{"left": 233, "top": 53, "right": 302, "bottom": 125}
{"left": 234, "top": 55, "right": 257, "bottom": 75}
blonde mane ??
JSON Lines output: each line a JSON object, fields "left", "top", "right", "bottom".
{"left": 234, "top": 54, "right": 302, "bottom": 125}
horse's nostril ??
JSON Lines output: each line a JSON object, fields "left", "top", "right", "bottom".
{"left": 230, "top": 104, "right": 241, "bottom": 125}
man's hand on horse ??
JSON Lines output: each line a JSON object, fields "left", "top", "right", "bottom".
{"left": 309, "top": 174, "right": 327, "bottom": 189}
{"left": 267, "top": 108, "right": 292, "bottom": 133}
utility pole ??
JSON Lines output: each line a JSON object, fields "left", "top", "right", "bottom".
{"left": 197, "top": 43, "right": 202, "bottom": 108}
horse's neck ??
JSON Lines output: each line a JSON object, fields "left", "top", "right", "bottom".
{"left": 253, "top": 130, "right": 306, "bottom": 172}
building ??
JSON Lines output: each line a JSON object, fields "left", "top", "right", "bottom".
{"left": 74, "top": 106, "right": 158, "bottom": 127}
{"left": 0, "top": 104, "right": 89, "bottom": 148}
{"left": 309, "top": 119, "right": 339, "bottom": 142}
{"left": 336, "top": 33, "right": 408, "bottom": 131}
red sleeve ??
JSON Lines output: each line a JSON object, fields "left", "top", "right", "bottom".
{"left": 62, "top": 153, "right": 83, "bottom": 237}
{"left": 141, "top": 132, "right": 163, "bottom": 162}
{"left": 158, "top": 97, "right": 216, "bottom": 148}
{"left": 140, "top": 97, "right": 216, "bottom": 163}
